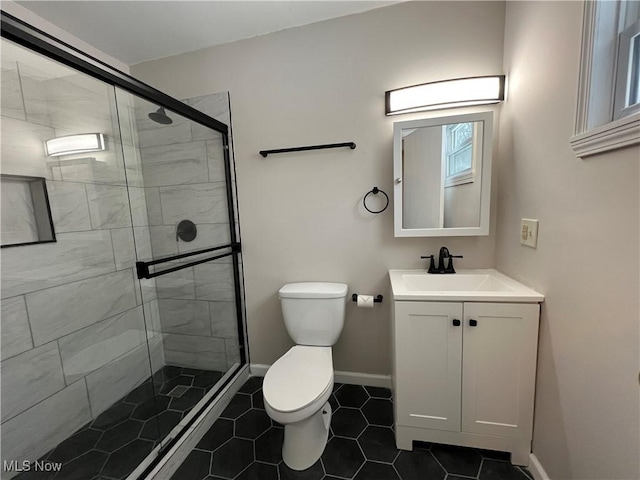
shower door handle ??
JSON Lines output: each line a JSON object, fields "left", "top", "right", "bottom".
{"left": 136, "top": 243, "right": 241, "bottom": 279}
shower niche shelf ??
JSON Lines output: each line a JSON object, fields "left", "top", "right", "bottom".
{"left": 1, "top": 174, "right": 56, "bottom": 248}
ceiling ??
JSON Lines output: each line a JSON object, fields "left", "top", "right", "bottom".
{"left": 15, "top": 1, "right": 400, "bottom": 65}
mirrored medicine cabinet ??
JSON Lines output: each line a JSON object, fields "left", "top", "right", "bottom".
{"left": 393, "top": 111, "right": 493, "bottom": 237}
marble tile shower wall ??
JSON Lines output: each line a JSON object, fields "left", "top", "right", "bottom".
{"left": 133, "top": 92, "right": 241, "bottom": 373}
{"left": 0, "top": 48, "right": 163, "bottom": 470}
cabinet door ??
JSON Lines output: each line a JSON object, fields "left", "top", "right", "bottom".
{"left": 394, "top": 301, "right": 463, "bottom": 432}
{"left": 462, "top": 302, "right": 540, "bottom": 439}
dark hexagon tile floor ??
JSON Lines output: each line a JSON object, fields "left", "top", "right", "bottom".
{"left": 170, "top": 378, "right": 534, "bottom": 480}
{"left": 14, "top": 366, "right": 223, "bottom": 480}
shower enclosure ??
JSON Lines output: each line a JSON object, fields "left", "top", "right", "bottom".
{"left": 1, "top": 13, "right": 246, "bottom": 480}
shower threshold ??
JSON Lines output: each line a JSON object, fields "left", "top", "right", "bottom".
{"left": 14, "top": 366, "right": 224, "bottom": 480}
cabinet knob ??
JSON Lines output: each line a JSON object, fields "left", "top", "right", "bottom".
{"left": 452, "top": 319, "right": 461, "bottom": 326}
{"left": 469, "top": 319, "right": 478, "bottom": 327}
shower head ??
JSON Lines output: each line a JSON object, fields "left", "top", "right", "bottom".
{"left": 148, "top": 107, "right": 173, "bottom": 125}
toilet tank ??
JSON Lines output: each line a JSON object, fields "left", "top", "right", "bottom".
{"left": 279, "top": 282, "right": 348, "bottom": 346}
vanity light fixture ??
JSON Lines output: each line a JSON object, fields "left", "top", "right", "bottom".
{"left": 45, "top": 133, "right": 105, "bottom": 156}
{"left": 385, "top": 75, "right": 505, "bottom": 115}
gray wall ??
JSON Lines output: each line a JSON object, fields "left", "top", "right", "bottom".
{"left": 443, "top": 180, "right": 481, "bottom": 228}
{"left": 132, "top": 1, "right": 506, "bottom": 375}
{"left": 497, "top": 2, "right": 639, "bottom": 479}
{"left": 402, "top": 127, "right": 443, "bottom": 229}
{"left": 0, "top": 41, "right": 162, "bottom": 468}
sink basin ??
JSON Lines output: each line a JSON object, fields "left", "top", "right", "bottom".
{"left": 402, "top": 273, "right": 515, "bottom": 292}
{"left": 389, "top": 269, "right": 544, "bottom": 302}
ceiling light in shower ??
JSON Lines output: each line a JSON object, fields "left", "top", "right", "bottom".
{"left": 148, "top": 107, "right": 173, "bottom": 125}
{"left": 385, "top": 75, "right": 506, "bottom": 115}
{"left": 45, "top": 133, "right": 105, "bottom": 157}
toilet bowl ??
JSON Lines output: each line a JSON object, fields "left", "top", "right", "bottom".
{"left": 262, "top": 282, "right": 348, "bottom": 471}
{"left": 263, "top": 346, "right": 333, "bottom": 470}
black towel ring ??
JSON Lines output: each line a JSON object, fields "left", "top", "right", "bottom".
{"left": 363, "top": 187, "right": 389, "bottom": 214}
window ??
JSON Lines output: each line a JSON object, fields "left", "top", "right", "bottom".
{"left": 443, "top": 122, "right": 476, "bottom": 187}
{"left": 613, "top": 18, "right": 640, "bottom": 119}
{"left": 571, "top": 0, "right": 640, "bottom": 157}
{"left": 446, "top": 123, "right": 473, "bottom": 177}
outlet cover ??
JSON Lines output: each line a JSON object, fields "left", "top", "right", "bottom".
{"left": 520, "top": 219, "right": 539, "bottom": 248}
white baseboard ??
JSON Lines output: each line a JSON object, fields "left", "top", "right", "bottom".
{"left": 250, "top": 363, "right": 392, "bottom": 388}
{"left": 249, "top": 363, "right": 269, "bottom": 377}
{"left": 334, "top": 370, "right": 392, "bottom": 388}
{"left": 528, "top": 453, "right": 550, "bottom": 480}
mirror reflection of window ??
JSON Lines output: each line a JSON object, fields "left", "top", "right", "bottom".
{"left": 445, "top": 123, "right": 473, "bottom": 176}
{"left": 443, "top": 122, "right": 476, "bottom": 186}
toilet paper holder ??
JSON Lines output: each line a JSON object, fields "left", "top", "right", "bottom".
{"left": 351, "top": 294, "right": 383, "bottom": 303}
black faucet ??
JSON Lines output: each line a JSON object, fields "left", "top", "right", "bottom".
{"left": 422, "top": 246, "right": 463, "bottom": 274}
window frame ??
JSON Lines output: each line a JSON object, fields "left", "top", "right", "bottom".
{"left": 613, "top": 18, "right": 640, "bottom": 120}
{"left": 571, "top": 0, "right": 640, "bottom": 158}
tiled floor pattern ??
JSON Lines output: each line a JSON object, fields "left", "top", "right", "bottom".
{"left": 14, "top": 366, "right": 223, "bottom": 480}
{"left": 171, "top": 377, "right": 534, "bottom": 480}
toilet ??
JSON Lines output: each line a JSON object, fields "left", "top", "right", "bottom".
{"left": 263, "top": 282, "right": 348, "bottom": 471}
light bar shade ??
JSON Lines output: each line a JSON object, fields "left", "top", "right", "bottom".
{"left": 385, "top": 75, "right": 505, "bottom": 115}
{"left": 45, "top": 133, "right": 105, "bottom": 156}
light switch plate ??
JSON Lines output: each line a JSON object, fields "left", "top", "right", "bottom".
{"left": 520, "top": 219, "right": 539, "bottom": 248}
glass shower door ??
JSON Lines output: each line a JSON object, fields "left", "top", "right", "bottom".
{"left": 113, "top": 88, "right": 244, "bottom": 455}
{"left": 1, "top": 27, "right": 244, "bottom": 480}
{"left": 0, "top": 37, "right": 162, "bottom": 480}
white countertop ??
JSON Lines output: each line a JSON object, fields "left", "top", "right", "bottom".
{"left": 389, "top": 269, "right": 544, "bottom": 303}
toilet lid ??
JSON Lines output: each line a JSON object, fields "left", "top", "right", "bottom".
{"left": 263, "top": 346, "right": 333, "bottom": 413}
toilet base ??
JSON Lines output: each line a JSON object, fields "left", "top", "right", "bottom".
{"left": 282, "top": 401, "right": 332, "bottom": 471}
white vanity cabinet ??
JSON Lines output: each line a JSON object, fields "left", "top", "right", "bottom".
{"left": 391, "top": 300, "right": 540, "bottom": 466}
